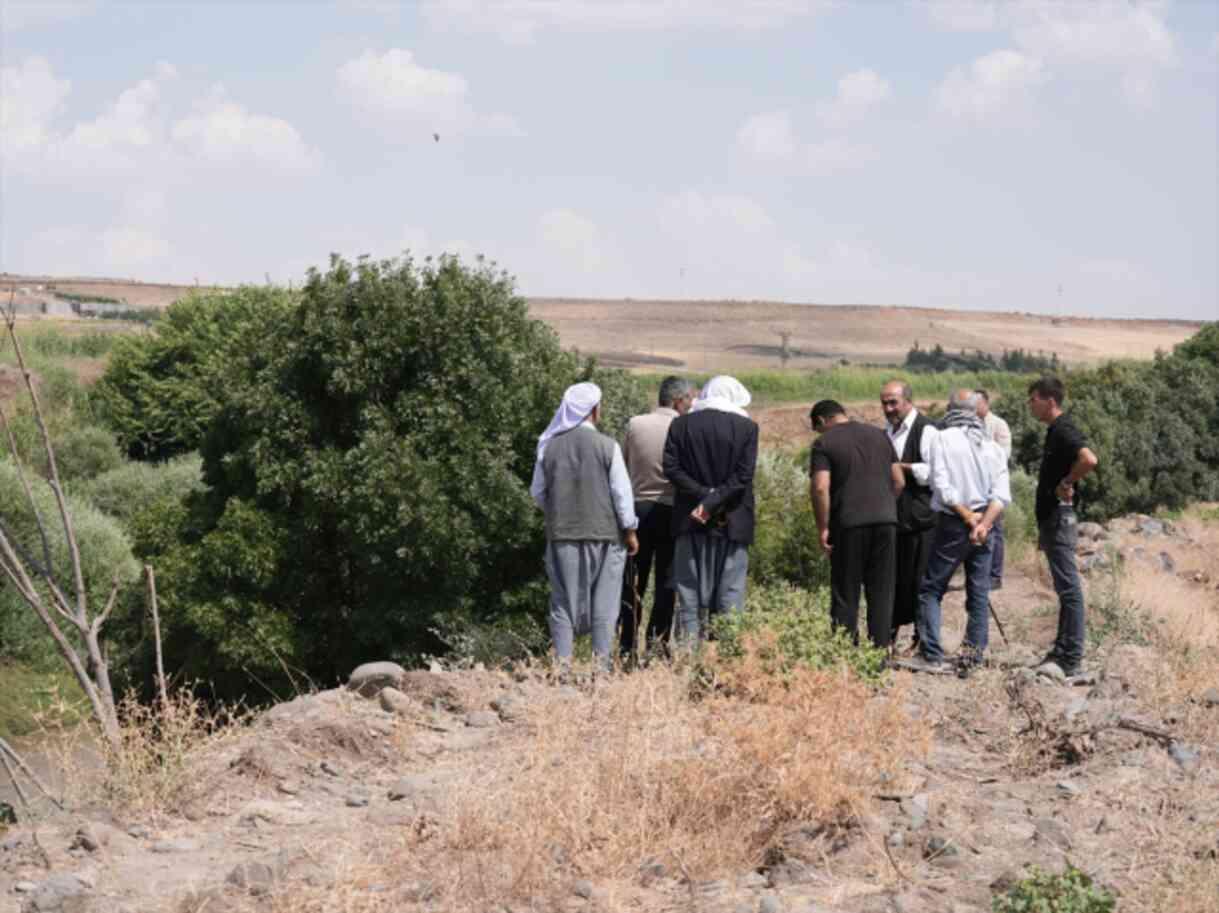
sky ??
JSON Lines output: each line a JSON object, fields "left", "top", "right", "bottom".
{"left": 1, "top": 0, "right": 1217, "bottom": 320}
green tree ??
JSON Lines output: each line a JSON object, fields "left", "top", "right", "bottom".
{"left": 138, "top": 255, "right": 647, "bottom": 694}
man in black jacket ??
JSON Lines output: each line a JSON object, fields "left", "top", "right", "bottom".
{"left": 881, "top": 380, "right": 939, "bottom": 651}
{"left": 662, "top": 375, "right": 759, "bottom": 643}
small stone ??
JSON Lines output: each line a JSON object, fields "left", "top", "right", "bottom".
{"left": 1056, "top": 780, "right": 1082, "bottom": 797}
{"left": 740, "top": 871, "right": 768, "bottom": 888}
{"left": 1168, "top": 742, "right": 1201, "bottom": 774}
{"left": 379, "top": 687, "right": 413, "bottom": 716}
{"left": 1199, "top": 687, "right": 1219, "bottom": 707}
{"left": 1033, "top": 817, "right": 1072, "bottom": 849}
{"left": 277, "top": 780, "right": 300, "bottom": 796}
{"left": 320, "top": 761, "right": 341, "bottom": 777}
{"left": 465, "top": 710, "right": 500, "bottom": 728}
{"left": 428, "top": 659, "right": 444, "bottom": 674}
{"left": 572, "top": 880, "right": 594, "bottom": 899}
{"left": 346, "top": 795, "right": 369, "bottom": 808}
{"left": 227, "top": 860, "right": 279, "bottom": 894}
{"left": 72, "top": 827, "right": 101, "bottom": 853}
{"left": 1159, "top": 552, "right": 1176, "bottom": 573}
{"left": 14, "top": 882, "right": 36, "bottom": 894}
{"left": 902, "top": 793, "right": 930, "bottom": 830}
{"left": 126, "top": 825, "right": 151, "bottom": 839}
{"left": 1136, "top": 517, "right": 1165, "bottom": 536}
{"left": 923, "top": 836, "right": 958, "bottom": 860}
{"left": 1068, "top": 672, "right": 1098, "bottom": 686}
{"left": 490, "top": 697, "right": 524, "bottom": 722}
{"left": 886, "top": 829, "right": 905, "bottom": 848}
{"left": 1064, "top": 697, "right": 1089, "bottom": 722}
{"left": 758, "top": 894, "right": 781, "bottom": 913}
{"left": 347, "top": 661, "right": 406, "bottom": 698}
{"left": 151, "top": 838, "right": 198, "bottom": 853}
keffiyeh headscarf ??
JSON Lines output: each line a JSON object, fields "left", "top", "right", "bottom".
{"left": 691, "top": 375, "right": 751, "bottom": 418}
{"left": 535, "top": 381, "right": 602, "bottom": 463}
{"left": 942, "top": 402, "right": 986, "bottom": 447}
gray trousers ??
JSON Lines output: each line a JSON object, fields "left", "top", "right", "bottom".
{"left": 544, "top": 540, "right": 626, "bottom": 666}
{"left": 1039, "top": 506, "right": 1086, "bottom": 668}
{"left": 673, "top": 533, "right": 748, "bottom": 642}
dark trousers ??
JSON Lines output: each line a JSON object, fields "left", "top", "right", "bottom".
{"left": 894, "top": 526, "right": 935, "bottom": 634}
{"left": 990, "top": 514, "right": 1005, "bottom": 585}
{"left": 829, "top": 523, "right": 896, "bottom": 649}
{"left": 619, "top": 501, "right": 676, "bottom": 653}
{"left": 1039, "top": 506, "right": 1085, "bottom": 667}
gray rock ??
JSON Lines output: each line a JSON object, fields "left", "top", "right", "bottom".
{"left": 151, "top": 838, "right": 198, "bottom": 853}
{"left": 345, "top": 795, "right": 369, "bottom": 808}
{"left": 378, "top": 686, "right": 413, "bottom": 715}
{"left": 490, "top": 696, "right": 524, "bottom": 722}
{"left": 465, "top": 710, "right": 499, "bottom": 728}
{"left": 1077, "top": 521, "right": 1106, "bottom": 540}
{"left": 1136, "top": 517, "right": 1165, "bottom": 536}
{"left": 1056, "top": 780, "right": 1082, "bottom": 797}
{"left": 758, "top": 894, "right": 781, "bottom": 913}
{"left": 1064, "top": 697, "right": 1089, "bottom": 722}
{"left": 1199, "top": 687, "right": 1219, "bottom": 707}
{"left": 1159, "top": 551, "right": 1175, "bottom": 573}
{"left": 1168, "top": 742, "right": 1201, "bottom": 774}
{"left": 14, "top": 881, "right": 37, "bottom": 893}
{"left": 1035, "top": 662, "right": 1067, "bottom": 685}
{"left": 572, "top": 880, "right": 594, "bottom": 899}
{"left": 902, "top": 792, "right": 930, "bottom": 830}
{"left": 30, "top": 873, "right": 91, "bottom": 912}
{"left": 227, "top": 860, "right": 279, "bottom": 894}
{"left": 886, "top": 829, "right": 905, "bottom": 848}
{"left": 125, "top": 825, "right": 150, "bottom": 839}
{"left": 740, "top": 871, "right": 768, "bottom": 888}
{"left": 1033, "top": 817, "right": 1072, "bottom": 849}
{"left": 347, "top": 661, "right": 406, "bottom": 698}
{"left": 71, "top": 826, "right": 102, "bottom": 853}
{"left": 277, "top": 779, "right": 301, "bottom": 796}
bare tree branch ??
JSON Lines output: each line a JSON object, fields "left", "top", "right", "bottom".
{"left": 145, "top": 565, "right": 169, "bottom": 709}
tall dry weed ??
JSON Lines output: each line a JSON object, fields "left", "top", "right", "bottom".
{"left": 369, "top": 647, "right": 919, "bottom": 912}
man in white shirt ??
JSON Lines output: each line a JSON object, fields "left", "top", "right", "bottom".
{"left": 907, "top": 390, "right": 1010, "bottom": 675}
{"left": 531, "top": 382, "right": 639, "bottom": 673}
{"left": 881, "top": 381, "right": 939, "bottom": 651}
{"left": 975, "top": 389, "right": 1012, "bottom": 591}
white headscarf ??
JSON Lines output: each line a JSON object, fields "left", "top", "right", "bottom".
{"left": 691, "top": 375, "right": 751, "bottom": 418}
{"left": 535, "top": 381, "right": 602, "bottom": 463}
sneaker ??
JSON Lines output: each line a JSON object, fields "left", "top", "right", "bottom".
{"left": 896, "top": 654, "right": 952, "bottom": 675}
{"left": 989, "top": 578, "right": 1003, "bottom": 591}
{"left": 1033, "top": 651, "right": 1080, "bottom": 679}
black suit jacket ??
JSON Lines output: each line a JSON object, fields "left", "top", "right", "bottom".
{"left": 662, "top": 409, "right": 759, "bottom": 544}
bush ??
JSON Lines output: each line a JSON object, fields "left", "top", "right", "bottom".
{"left": 0, "top": 459, "right": 141, "bottom": 667}
{"left": 710, "top": 583, "right": 888, "bottom": 684}
{"left": 119, "top": 255, "right": 649, "bottom": 695}
{"left": 91, "top": 287, "right": 295, "bottom": 461}
{"left": 750, "top": 451, "right": 828, "bottom": 589}
{"left": 992, "top": 864, "right": 1116, "bottom": 913}
{"left": 32, "top": 425, "right": 124, "bottom": 483}
{"left": 77, "top": 454, "right": 203, "bottom": 529}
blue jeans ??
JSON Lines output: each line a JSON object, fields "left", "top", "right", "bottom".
{"left": 1039, "top": 506, "right": 1085, "bottom": 668}
{"left": 916, "top": 514, "right": 995, "bottom": 662}
{"left": 990, "top": 514, "right": 1005, "bottom": 585}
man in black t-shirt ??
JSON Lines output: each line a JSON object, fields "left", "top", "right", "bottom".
{"left": 809, "top": 400, "right": 905, "bottom": 648}
{"left": 1028, "top": 376, "right": 1099, "bottom": 678}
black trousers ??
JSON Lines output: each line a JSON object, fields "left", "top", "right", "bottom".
{"left": 893, "top": 526, "right": 935, "bottom": 633}
{"left": 619, "top": 501, "right": 677, "bottom": 653}
{"left": 830, "top": 523, "right": 897, "bottom": 649}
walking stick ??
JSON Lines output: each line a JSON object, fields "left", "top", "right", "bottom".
{"left": 988, "top": 598, "right": 1009, "bottom": 646}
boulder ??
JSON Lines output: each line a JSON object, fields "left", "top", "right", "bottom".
{"left": 347, "top": 661, "right": 406, "bottom": 698}
{"left": 378, "top": 686, "right": 414, "bottom": 716}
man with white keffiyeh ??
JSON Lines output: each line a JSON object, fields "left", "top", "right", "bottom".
{"left": 906, "top": 389, "right": 1011, "bottom": 676}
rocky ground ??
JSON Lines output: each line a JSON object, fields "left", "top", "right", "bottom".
{"left": 2, "top": 514, "right": 1217, "bottom": 913}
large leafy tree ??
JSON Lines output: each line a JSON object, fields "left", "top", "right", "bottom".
{"left": 134, "top": 255, "right": 646, "bottom": 693}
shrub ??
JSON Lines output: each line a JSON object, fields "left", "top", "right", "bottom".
{"left": 709, "top": 583, "right": 888, "bottom": 684}
{"left": 992, "top": 863, "right": 1116, "bottom": 913}
{"left": 77, "top": 454, "right": 203, "bottom": 529}
{"left": 750, "top": 451, "right": 829, "bottom": 590}
{"left": 30, "top": 424, "right": 124, "bottom": 483}
{"left": 0, "top": 459, "right": 141, "bottom": 667}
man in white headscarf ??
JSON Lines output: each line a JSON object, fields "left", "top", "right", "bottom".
{"left": 531, "top": 382, "right": 639, "bottom": 672}
{"left": 662, "top": 376, "right": 759, "bottom": 642}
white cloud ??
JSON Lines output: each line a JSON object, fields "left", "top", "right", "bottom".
{"left": 0, "top": 56, "right": 70, "bottom": 155}
{"left": 936, "top": 49, "right": 1044, "bottom": 120}
{"left": 336, "top": 48, "right": 521, "bottom": 136}
{"left": 805, "top": 137, "right": 873, "bottom": 175}
{"left": 0, "top": 0, "right": 96, "bottom": 31}
{"left": 736, "top": 111, "right": 797, "bottom": 164}
{"left": 54, "top": 72, "right": 171, "bottom": 171}
{"left": 737, "top": 113, "right": 875, "bottom": 175}
{"left": 659, "top": 191, "right": 774, "bottom": 238}
{"left": 538, "top": 209, "right": 609, "bottom": 272}
{"left": 421, "top": 0, "right": 831, "bottom": 44}
{"left": 923, "top": 0, "right": 1178, "bottom": 105}
{"left": 817, "top": 68, "right": 892, "bottom": 127}
{"left": 172, "top": 88, "right": 321, "bottom": 175}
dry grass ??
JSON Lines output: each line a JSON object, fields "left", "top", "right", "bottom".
{"left": 32, "top": 688, "right": 248, "bottom": 820}
{"left": 267, "top": 650, "right": 918, "bottom": 912}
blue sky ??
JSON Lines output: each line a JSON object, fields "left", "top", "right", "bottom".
{"left": 2, "top": 0, "right": 1216, "bottom": 319}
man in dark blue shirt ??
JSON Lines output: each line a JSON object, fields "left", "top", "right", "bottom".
{"left": 1028, "top": 376, "right": 1098, "bottom": 678}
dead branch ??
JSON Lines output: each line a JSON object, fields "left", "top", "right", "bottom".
{"left": 0, "top": 737, "right": 64, "bottom": 811}
{"left": 146, "top": 565, "right": 169, "bottom": 709}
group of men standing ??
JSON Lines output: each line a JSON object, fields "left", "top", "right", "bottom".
{"left": 531, "top": 370, "right": 1097, "bottom": 681}
{"left": 530, "top": 375, "right": 758, "bottom": 671}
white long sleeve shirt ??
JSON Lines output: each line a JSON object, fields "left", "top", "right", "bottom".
{"left": 983, "top": 411, "right": 1013, "bottom": 463}
{"left": 929, "top": 427, "right": 1011, "bottom": 515}
{"left": 529, "top": 423, "right": 638, "bottom": 530}
{"left": 886, "top": 408, "right": 937, "bottom": 486}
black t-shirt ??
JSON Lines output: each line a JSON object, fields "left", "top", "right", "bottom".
{"left": 810, "top": 421, "right": 897, "bottom": 529}
{"left": 1036, "top": 414, "right": 1087, "bottom": 527}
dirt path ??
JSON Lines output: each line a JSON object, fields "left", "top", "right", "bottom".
{"left": 1, "top": 520, "right": 1216, "bottom": 913}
